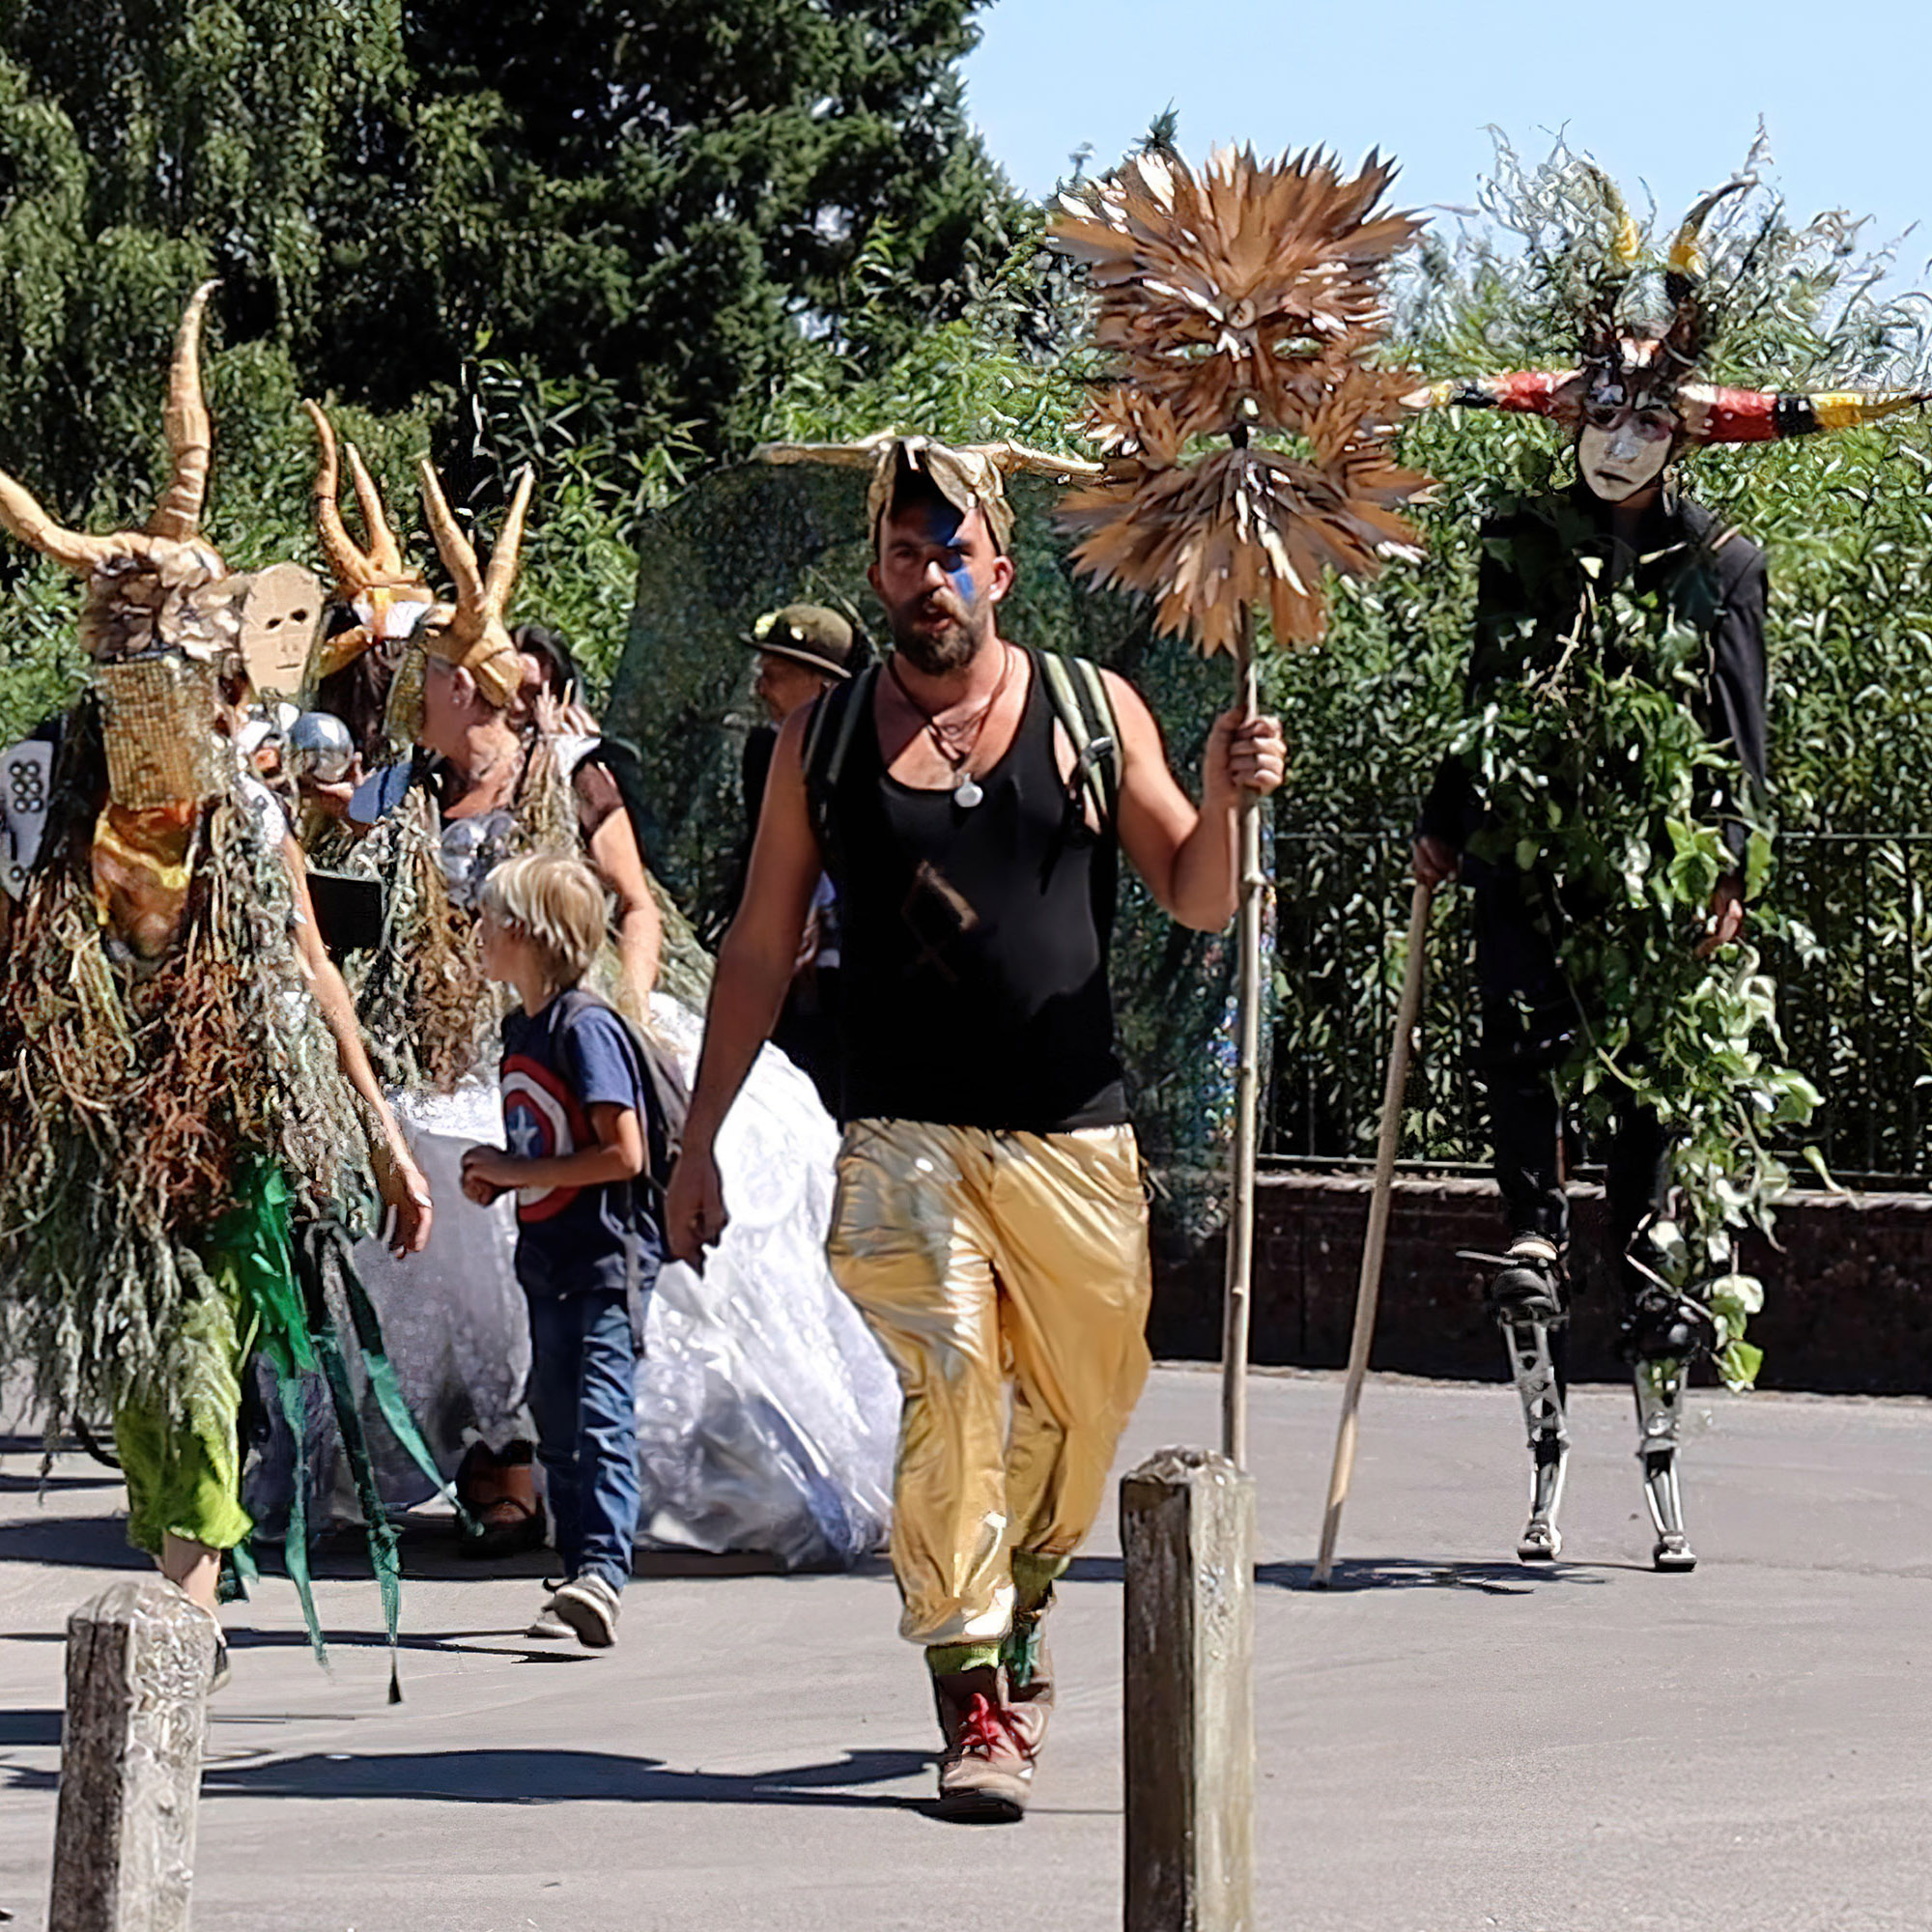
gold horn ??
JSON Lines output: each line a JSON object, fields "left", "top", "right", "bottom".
{"left": 480, "top": 465, "right": 534, "bottom": 619}
{"left": 0, "top": 469, "right": 115, "bottom": 575}
{"left": 304, "top": 400, "right": 371, "bottom": 592}
{"left": 416, "top": 456, "right": 487, "bottom": 620}
{"left": 346, "top": 442, "right": 405, "bottom": 579}
{"left": 1668, "top": 178, "right": 1755, "bottom": 282}
{"left": 148, "top": 280, "right": 219, "bottom": 544}
{"left": 1579, "top": 163, "right": 1641, "bottom": 271}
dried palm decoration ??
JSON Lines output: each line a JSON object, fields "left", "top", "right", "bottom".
{"left": 303, "top": 402, "right": 432, "bottom": 684}
{"left": 0, "top": 281, "right": 238, "bottom": 664}
{"left": 1049, "top": 145, "right": 1430, "bottom": 654}
{"left": 754, "top": 429, "right": 1102, "bottom": 554}
{"left": 416, "top": 458, "right": 534, "bottom": 709}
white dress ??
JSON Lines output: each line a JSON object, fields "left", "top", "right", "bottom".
{"left": 322, "top": 739, "right": 898, "bottom": 1570}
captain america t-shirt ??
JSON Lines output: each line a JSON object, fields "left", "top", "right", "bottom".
{"left": 498, "top": 992, "right": 662, "bottom": 1298}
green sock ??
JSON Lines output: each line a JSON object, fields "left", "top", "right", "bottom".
{"left": 927, "top": 1640, "right": 1002, "bottom": 1678}
{"left": 1010, "top": 1550, "right": 1067, "bottom": 1620}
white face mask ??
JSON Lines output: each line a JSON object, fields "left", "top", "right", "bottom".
{"left": 1577, "top": 408, "right": 1676, "bottom": 502}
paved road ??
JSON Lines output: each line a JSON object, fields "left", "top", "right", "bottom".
{"left": 4, "top": 1365, "right": 1930, "bottom": 1932}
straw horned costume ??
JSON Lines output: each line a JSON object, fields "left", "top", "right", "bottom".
{"left": 1414, "top": 167, "right": 1929, "bottom": 1570}
{"left": 0, "top": 289, "right": 436, "bottom": 1654}
{"left": 295, "top": 429, "right": 899, "bottom": 1570}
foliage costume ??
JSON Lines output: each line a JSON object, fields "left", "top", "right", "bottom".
{"left": 1415, "top": 163, "right": 1929, "bottom": 1569}
{"left": 0, "top": 289, "right": 441, "bottom": 1660}
{"left": 292, "top": 424, "right": 899, "bottom": 1569}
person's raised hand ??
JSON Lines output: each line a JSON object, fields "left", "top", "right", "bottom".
{"left": 1695, "top": 876, "right": 1747, "bottom": 958}
{"left": 1411, "top": 834, "right": 1460, "bottom": 888}
{"left": 664, "top": 1146, "right": 728, "bottom": 1265}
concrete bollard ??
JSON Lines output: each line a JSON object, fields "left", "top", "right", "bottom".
{"left": 1122, "top": 1447, "right": 1256, "bottom": 1932}
{"left": 49, "top": 1579, "right": 215, "bottom": 1932}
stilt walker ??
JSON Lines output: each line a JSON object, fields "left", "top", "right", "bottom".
{"left": 1409, "top": 152, "right": 1929, "bottom": 1569}
{"left": 1048, "top": 143, "right": 1432, "bottom": 1459}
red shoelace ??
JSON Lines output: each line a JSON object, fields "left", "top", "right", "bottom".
{"left": 957, "top": 1692, "right": 1023, "bottom": 1759}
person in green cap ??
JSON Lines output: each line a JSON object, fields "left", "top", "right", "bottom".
{"left": 739, "top": 603, "right": 870, "bottom": 1113}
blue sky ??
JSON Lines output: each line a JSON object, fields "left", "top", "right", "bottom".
{"left": 963, "top": 1, "right": 1926, "bottom": 279}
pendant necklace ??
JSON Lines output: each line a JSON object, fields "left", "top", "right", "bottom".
{"left": 889, "top": 645, "right": 1013, "bottom": 810}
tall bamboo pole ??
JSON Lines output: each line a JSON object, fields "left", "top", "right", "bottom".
{"left": 1310, "top": 877, "right": 1434, "bottom": 1585}
{"left": 1221, "top": 607, "right": 1264, "bottom": 1470}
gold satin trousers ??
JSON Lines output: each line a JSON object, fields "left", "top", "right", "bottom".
{"left": 828, "top": 1118, "right": 1152, "bottom": 1649}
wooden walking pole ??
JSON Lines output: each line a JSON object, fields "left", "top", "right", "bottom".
{"left": 1220, "top": 609, "right": 1264, "bottom": 1471}
{"left": 1310, "top": 875, "right": 1434, "bottom": 1587}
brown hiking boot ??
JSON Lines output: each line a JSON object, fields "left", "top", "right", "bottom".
{"left": 1002, "top": 1611, "right": 1056, "bottom": 1758}
{"left": 931, "top": 1665, "right": 1033, "bottom": 1822}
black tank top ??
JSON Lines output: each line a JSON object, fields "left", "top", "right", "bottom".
{"left": 825, "top": 650, "right": 1127, "bottom": 1132}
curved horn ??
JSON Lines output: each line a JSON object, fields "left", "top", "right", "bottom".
{"left": 480, "top": 465, "right": 534, "bottom": 618}
{"left": 1578, "top": 163, "right": 1641, "bottom": 272}
{"left": 0, "top": 469, "right": 113, "bottom": 574}
{"left": 304, "top": 400, "right": 371, "bottom": 592}
{"left": 1678, "top": 383, "right": 1932, "bottom": 444}
{"left": 345, "top": 442, "right": 405, "bottom": 579}
{"left": 416, "top": 456, "right": 486, "bottom": 622}
{"left": 1668, "top": 177, "right": 1756, "bottom": 284}
{"left": 149, "top": 280, "right": 218, "bottom": 543}
{"left": 1403, "top": 369, "right": 1582, "bottom": 426}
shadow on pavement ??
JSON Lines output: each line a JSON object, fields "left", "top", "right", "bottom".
{"left": 0, "top": 1512, "right": 145, "bottom": 1571}
{"left": 5, "top": 1746, "right": 937, "bottom": 1809}
{"left": 0, "top": 1709, "right": 61, "bottom": 1748}
{"left": 1261, "top": 1557, "right": 1616, "bottom": 1594}
{"left": 1066, "top": 1552, "right": 1615, "bottom": 1595}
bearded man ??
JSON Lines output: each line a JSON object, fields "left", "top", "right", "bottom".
{"left": 665, "top": 436, "right": 1285, "bottom": 1821}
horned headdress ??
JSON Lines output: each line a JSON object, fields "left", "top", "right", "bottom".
{"left": 415, "top": 458, "right": 534, "bottom": 710}
{"left": 1047, "top": 144, "right": 1431, "bottom": 653}
{"left": 0, "top": 282, "right": 232, "bottom": 665}
{"left": 303, "top": 402, "right": 432, "bottom": 685}
{"left": 1414, "top": 162, "right": 1932, "bottom": 444}
{"left": 754, "top": 429, "right": 1103, "bottom": 554}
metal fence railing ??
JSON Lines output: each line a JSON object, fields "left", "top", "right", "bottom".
{"left": 1264, "top": 829, "right": 1932, "bottom": 1189}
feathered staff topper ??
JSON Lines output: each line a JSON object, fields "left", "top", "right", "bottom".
{"left": 1048, "top": 144, "right": 1431, "bottom": 655}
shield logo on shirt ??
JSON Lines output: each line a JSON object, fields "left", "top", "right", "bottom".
{"left": 501, "top": 1054, "right": 591, "bottom": 1222}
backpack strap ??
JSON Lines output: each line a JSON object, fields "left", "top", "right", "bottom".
{"left": 1036, "top": 649, "right": 1122, "bottom": 830}
{"left": 801, "top": 662, "right": 879, "bottom": 882}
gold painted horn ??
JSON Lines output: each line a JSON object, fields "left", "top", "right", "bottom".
{"left": 149, "top": 280, "right": 218, "bottom": 545}
{"left": 1667, "top": 178, "right": 1756, "bottom": 283}
{"left": 346, "top": 441, "right": 405, "bottom": 580}
{"left": 1579, "top": 163, "right": 1641, "bottom": 271}
{"left": 416, "top": 458, "right": 534, "bottom": 708}
{"left": 0, "top": 469, "right": 117, "bottom": 574}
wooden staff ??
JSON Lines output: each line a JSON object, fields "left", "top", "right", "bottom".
{"left": 1310, "top": 875, "right": 1434, "bottom": 1585}
{"left": 1221, "top": 608, "right": 1264, "bottom": 1470}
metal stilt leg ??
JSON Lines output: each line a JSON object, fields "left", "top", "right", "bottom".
{"left": 1503, "top": 1318, "right": 1570, "bottom": 1560}
{"left": 1634, "top": 1357, "right": 1696, "bottom": 1572}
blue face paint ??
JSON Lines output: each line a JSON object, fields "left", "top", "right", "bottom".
{"left": 947, "top": 556, "right": 976, "bottom": 607}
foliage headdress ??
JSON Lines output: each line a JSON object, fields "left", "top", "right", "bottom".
{"left": 415, "top": 457, "right": 534, "bottom": 709}
{"left": 755, "top": 428, "right": 1102, "bottom": 554}
{"left": 1413, "top": 152, "right": 1932, "bottom": 444}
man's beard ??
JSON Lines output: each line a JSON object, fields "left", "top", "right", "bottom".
{"left": 887, "top": 582, "right": 989, "bottom": 676}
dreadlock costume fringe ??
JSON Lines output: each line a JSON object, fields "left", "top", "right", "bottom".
{"left": 0, "top": 291, "right": 451, "bottom": 1671}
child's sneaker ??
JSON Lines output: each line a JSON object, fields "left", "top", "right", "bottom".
{"left": 526, "top": 1583, "right": 572, "bottom": 1639}
{"left": 547, "top": 1573, "right": 621, "bottom": 1647}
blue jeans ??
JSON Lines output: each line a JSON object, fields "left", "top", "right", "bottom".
{"left": 524, "top": 1289, "right": 640, "bottom": 1592}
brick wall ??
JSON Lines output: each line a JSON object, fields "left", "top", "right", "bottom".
{"left": 1151, "top": 1173, "right": 1932, "bottom": 1394}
